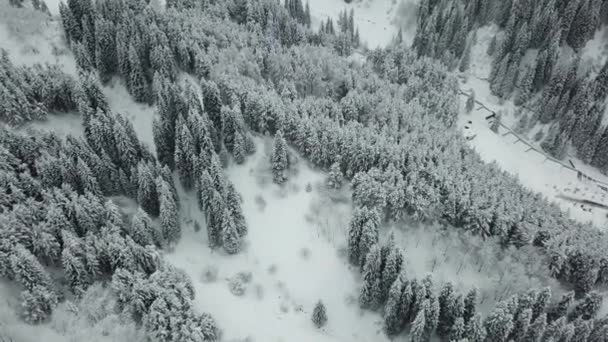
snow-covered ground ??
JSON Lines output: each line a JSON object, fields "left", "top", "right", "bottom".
{"left": 0, "top": 4, "right": 77, "bottom": 76}
{"left": 458, "top": 25, "right": 608, "bottom": 228}
{"left": 103, "top": 79, "right": 158, "bottom": 153}
{"left": 21, "top": 112, "right": 84, "bottom": 137}
{"left": 308, "top": 0, "right": 419, "bottom": 48}
{"left": 166, "top": 138, "right": 389, "bottom": 342}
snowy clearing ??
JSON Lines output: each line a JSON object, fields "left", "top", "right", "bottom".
{"left": 0, "top": 3, "right": 77, "bottom": 76}
{"left": 308, "top": 0, "right": 419, "bottom": 48}
{"left": 166, "top": 137, "right": 389, "bottom": 342}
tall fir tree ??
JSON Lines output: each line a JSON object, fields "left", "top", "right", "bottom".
{"left": 271, "top": 130, "right": 289, "bottom": 184}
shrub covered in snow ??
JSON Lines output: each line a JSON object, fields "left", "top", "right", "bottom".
{"left": 311, "top": 301, "right": 327, "bottom": 328}
{"left": 228, "top": 276, "right": 247, "bottom": 296}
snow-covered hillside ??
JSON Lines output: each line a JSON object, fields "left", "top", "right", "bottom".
{"left": 308, "top": 0, "right": 419, "bottom": 48}
{"left": 459, "top": 25, "right": 608, "bottom": 228}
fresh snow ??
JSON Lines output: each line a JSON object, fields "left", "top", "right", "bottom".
{"left": 0, "top": 6, "right": 77, "bottom": 76}
{"left": 308, "top": 0, "right": 419, "bottom": 49}
{"left": 103, "top": 79, "right": 158, "bottom": 153}
{"left": 21, "top": 112, "right": 84, "bottom": 138}
{"left": 166, "top": 137, "right": 389, "bottom": 342}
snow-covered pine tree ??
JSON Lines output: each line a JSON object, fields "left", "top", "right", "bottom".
{"left": 359, "top": 243, "right": 382, "bottom": 309}
{"left": 94, "top": 17, "right": 117, "bottom": 83}
{"left": 233, "top": 131, "right": 246, "bottom": 164}
{"left": 136, "top": 162, "right": 160, "bottom": 217}
{"left": 410, "top": 305, "right": 427, "bottom": 342}
{"left": 327, "top": 160, "right": 343, "bottom": 190}
{"left": 524, "top": 312, "right": 547, "bottom": 342}
{"left": 534, "top": 288, "right": 551, "bottom": 320}
{"left": 515, "top": 65, "right": 534, "bottom": 105}
{"left": 158, "top": 177, "right": 179, "bottom": 244}
{"left": 484, "top": 301, "right": 514, "bottom": 342}
{"left": 221, "top": 208, "right": 240, "bottom": 254}
{"left": 544, "top": 316, "right": 567, "bottom": 341}
{"left": 131, "top": 208, "right": 155, "bottom": 247}
{"left": 463, "top": 287, "right": 478, "bottom": 324}
{"left": 380, "top": 246, "right": 403, "bottom": 304}
{"left": 357, "top": 218, "right": 380, "bottom": 270}
{"left": 202, "top": 80, "right": 222, "bottom": 135}
{"left": 438, "top": 282, "right": 457, "bottom": 337}
{"left": 115, "top": 26, "right": 130, "bottom": 79}
{"left": 348, "top": 208, "right": 372, "bottom": 264}
{"left": 572, "top": 317, "right": 593, "bottom": 342}
{"left": 312, "top": 300, "right": 328, "bottom": 328}
{"left": 127, "top": 43, "right": 148, "bottom": 103}
{"left": 464, "top": 313, "right": 486, "bottom": 342}
{"left": 271, "top": 130, "right": 289, "bottom": 184}
{"left": 568, "top": 250, "right": 598, "bottom": 298}
{"left": 384, "top": 272, "right": 407, "bottom": 335}
{"left": 225, "top": 182, "right": 247, "bottom": 237}
{"left": 174, "top": 121, "right": 196, "bottom": 190}
{"left": 21, "top": 284, "right": 59, "bottom": 323}
{"left": 450, "top": 317, "right": 466, "bottom": 341}
{"left": 510, "top": 308, "right": 532, "bottom": 341}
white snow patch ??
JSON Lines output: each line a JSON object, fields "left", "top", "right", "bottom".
{"left": 102, "top": 79, "right": 157, "bottom": 153}
{"left": 21, "top": 112, "right": 84, "bottom": 137}
{"left": 581, "top": 25, "right": 608, "bottom": 77}
{"left": 0, "top": 4, "right": 76, "bottom": 75}
{"left": 44, "top": 0, "right": 64, "bottom": 16}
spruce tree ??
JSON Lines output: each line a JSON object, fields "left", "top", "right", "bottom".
{"left": 158, "top": 177, "right": 179, "bottom": 244}
{"left": 410, "top": 306, "right": 427, "bottom": 342}
{"left": 532, "top": 287, "right": 551, "bottom": 320}
{"left": 572, "top": 318, "right": 593, "bottom": 342}
{"left": 524, "top": 312, "right": 547, "bottom": 342}
{"left": 327, "top": 161, "right": 343, "bottom": 189}
{"left": 233, "top": 132, "right": 246, "bottom": 165}
{"left": 464, "top": 313, "right": 486, "bottom": 342}
{"left": 128, "top": 44, "right": 148, "bottom": 103}
{"left": 174, "top": 122, "right": 196, "bottom": 190}
{"left": 21, "top": 284, "right": 59, "bottom": 323}
{"left": 94, "top": 18, "right": 117, "bottom": 83}
{"left": 511, "top": 308, "right": 532, "bottom": 342}
{"left": 131, "top": 208, "right": 155, "bottom": 247}
{"left": 271, "top": 130, "right": 289, "bottom": 184}
{"left": 384, "top": 272, "right": 407, "bottom": 335}
{"left": 357, "top": 218, "right": 379, "bottom": 270}
{"left": 380, "top": 247, "right": 403, "bottom": 304}
{"left": 221, "top": 208, "right": 240, "bottom": 254}
{"left": 484, "top": 301, "right": 514, "bottom": 342}
{"left": 359, "top": 244, "right": 382, "bottom": 309}
{"left": 438, "top": 282, "right": 456, "bottom": 337}
{"left": 450, "top": 317, "right": 466, "bottom": 341}
{"left": 463, "top": 288, "right": 478, "bottom": 324}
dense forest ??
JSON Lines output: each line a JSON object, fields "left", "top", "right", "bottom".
{"left": 2, "top": 0, "right": 608, "bottom": 341}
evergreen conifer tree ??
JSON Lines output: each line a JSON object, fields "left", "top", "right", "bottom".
{"left": 312, "top": 300, "right": 328, "bottom": 328}
{"left": 271, "top": 130, "right": 289, "bottom": 184}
